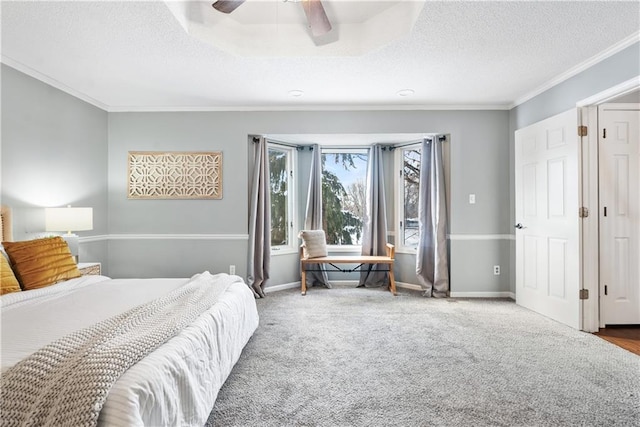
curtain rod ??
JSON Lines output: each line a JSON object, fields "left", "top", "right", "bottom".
{"left": 256, "top": 137, "right": 313, "bottom": 150}
{"left": 257, "top": 135, "right": 445, "bottom": 149}
{"left": 386, "top": 135, "right": 446, "bottom": 150}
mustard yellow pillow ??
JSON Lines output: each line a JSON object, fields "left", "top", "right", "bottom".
{"left": 2, "top": 237, "right": 81, "bottom": 291}
{"left": 1, "top": 253, "right": 21, "bottom": 295}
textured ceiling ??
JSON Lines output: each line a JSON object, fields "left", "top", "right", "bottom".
{"left": 165, "top": 1, "right": 426, "bottom": 56}
{"left": 1, "top": 1, "right": 639, "bottom": 111}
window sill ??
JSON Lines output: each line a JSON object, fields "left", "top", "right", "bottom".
{"left": 270, "top": 248, "right": 299, "bottom": 257}
{"left": 395, "top": 247, "right": 418, "bottom": 255}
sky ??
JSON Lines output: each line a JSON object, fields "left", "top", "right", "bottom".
{"left": 322, "top": 153, "right": 368, "bottom": 189}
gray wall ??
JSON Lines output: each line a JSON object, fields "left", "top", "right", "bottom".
{"left": 108, "top": 110, "right": 511, "bottom": 293}
{"left": 5, "top": 39, "right": 638, "bottom": 294}
{"left": 2, "top": 64, "right": 513, "bottom": 294}
{"left": 508, "top": 41, "right": 640, "bottom": 293}
{"left": 107, "top": 113, "right": 251, "bottom": 278}
{"left": 1, "top": 64, "right": 109, "bottom": 270}
{"left": 511, "top": 43, "right": 640, "bottom": 130}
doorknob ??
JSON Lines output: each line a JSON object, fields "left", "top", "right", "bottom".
{"left": 514, "top": 223, "right": 525, "bottom": 229}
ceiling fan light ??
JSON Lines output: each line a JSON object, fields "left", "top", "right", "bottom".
{"left": 211, "top": 0, "right": 245, "bottom": 14}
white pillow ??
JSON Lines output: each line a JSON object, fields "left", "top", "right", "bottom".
{"left": 298, "top": 230, "right": 328, "bottom": 259}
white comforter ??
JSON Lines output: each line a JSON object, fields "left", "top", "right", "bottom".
{"left": 1, "top": 273, "right": 259, "bottom": 426}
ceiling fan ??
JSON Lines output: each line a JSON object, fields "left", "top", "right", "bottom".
{"left": 211, "top": 0, "right": 332, "bottom": 37}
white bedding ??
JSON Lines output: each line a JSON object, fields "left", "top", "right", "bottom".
{"left": 1, "top": 273, "right": 259, "bottom": 426}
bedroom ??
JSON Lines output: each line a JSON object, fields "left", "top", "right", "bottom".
{"left": 1, "top": 0, "right": 639, "bottom": 425}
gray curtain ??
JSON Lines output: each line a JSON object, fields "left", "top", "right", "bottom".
{"left": 359, "top": 145, "right": 389, "bottom": 288}
{"left": 247, "top": 136, "right": 270, "bottom": 298}
{"left": 303, "top": 145, "right": 330, "bottom": 288}
{"left": 416, "top": 136, "right": 449, "bottom": 297}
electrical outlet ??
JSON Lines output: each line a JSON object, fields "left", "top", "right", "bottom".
{"left": 469, "top": 194, "right": 476, "bottom": 204}
{"left": 229, "top": 265, "right": 236, "bottom": 275}
{"left": 493, "top": 265, "right": 500, "bottom": 275}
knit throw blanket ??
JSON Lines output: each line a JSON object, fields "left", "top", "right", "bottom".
{"left": 0, "top": 271, "right": 238, "bottom": 427}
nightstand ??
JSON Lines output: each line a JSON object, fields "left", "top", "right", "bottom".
{"left": 78, "top": 262, "right": 101, "bottom": 276}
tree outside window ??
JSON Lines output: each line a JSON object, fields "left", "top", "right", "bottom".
{"left": 401, "top": 146, "right": 421, "bottom": 248}
{"left": 321, "top": 150, "right": 368, "bottom": 245}
{"left": 268, "top": 146, "right": 292, "bottom": 248}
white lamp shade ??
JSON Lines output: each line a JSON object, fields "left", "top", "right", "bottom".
{"left": 45, "top": 207, "right": 93, "bottom": 234}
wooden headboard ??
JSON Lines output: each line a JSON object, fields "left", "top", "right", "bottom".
{"left": 1, "top": 206, "right": 13, "bottom": 242}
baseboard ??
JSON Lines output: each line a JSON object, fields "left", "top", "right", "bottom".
{"left": 450, "top": 291, "right": 515, "bottom": 299}
{"left": 264, "top": 282, "right": 300, "bottom": 293}
{"left": 263, "top": 281, "right": 515, "bottom": 300}
{"left": 397, "top": 284, "right": 514, "bottom": 299}
{"left": 396, "top": 281, "right": 422, "bottom": 291}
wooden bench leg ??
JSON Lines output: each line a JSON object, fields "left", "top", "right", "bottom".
{"left": 301, "top": 267, "right": 307, "bottom": 296}
{"left": 388, "top": 266, "right": 397, "bottom": 296}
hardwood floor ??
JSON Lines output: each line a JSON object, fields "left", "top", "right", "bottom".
{"left": 594, "top": 326, "right": 640, "bottom": 356}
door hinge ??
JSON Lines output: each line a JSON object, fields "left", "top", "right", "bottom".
{"left": 604, "top": 285, "right": 608, "bottom": 296}
{"left": 579, "top": 207, "right": 589, "bottom": 218}
{"left": 578, "top": 126, "right": 587, "bottom": 137}
{"left": 603, "top": 128, "right": 607, "bottom": 139}
{"left": 579, "top": 289, "right": 589, "bottom": 300}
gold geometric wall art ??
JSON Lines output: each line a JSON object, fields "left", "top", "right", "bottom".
{"left": 127, "top": 151, "right": 222, "bottom": 199}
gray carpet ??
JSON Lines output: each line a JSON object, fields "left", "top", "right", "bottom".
{"left": 207, "top": 284, "right": 640, "bottom": 426}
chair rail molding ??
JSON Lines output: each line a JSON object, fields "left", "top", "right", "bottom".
{"left": 447, "top": 234, "right": 515, "bottom": 241}
{"left": 79, "top": 234, "right": 249, "bottom": 242}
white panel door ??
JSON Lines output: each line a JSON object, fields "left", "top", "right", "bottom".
{"left": 515, "top": 109, "right": 581, "bottom": 329}
{"left": 599, "top": 103, "right": 640, "bottom": 325}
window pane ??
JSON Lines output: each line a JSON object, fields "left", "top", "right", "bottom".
{"left": 403, "top": 148, "right": 420, "bottom": 247}
{"left": 321, "top": 151, "right": 368, "bottom": 245}
{"left": 269, "top": 148, "right": 288, "bottom": 247}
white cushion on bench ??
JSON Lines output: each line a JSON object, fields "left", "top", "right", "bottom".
{"left": 298, "top": 230, "right": 328, "bottom": 259}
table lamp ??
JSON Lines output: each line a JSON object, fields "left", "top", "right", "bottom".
{"left": 45, "top": 206, "right": 93, "bottom": 262}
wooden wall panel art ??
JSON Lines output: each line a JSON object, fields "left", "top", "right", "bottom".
{"left": 128, "top": 151, "right": 222, "bottom": 199}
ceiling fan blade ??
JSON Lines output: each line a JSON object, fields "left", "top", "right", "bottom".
{"left": 301, "top": 0, "right": 332, "bottom": 37}
{"left": 212, "top": 0, "right": 245, "bottom": 14}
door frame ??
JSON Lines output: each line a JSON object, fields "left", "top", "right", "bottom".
{"left": 577, "top": 75, "right": 640, "bottom": 332}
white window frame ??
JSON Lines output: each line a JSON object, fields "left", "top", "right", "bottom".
{"left": 321, "top": 147, "right": 369, "bottom": 251}
{"left": 268, "top": 142, "right": 298, "bottom": 256}
{"left": 395, "top": 142, "right": 421, "bottom": 254}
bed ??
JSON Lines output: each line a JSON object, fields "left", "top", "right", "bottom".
{"left": 0, "top": 207, "right": 259, "bottom": 426}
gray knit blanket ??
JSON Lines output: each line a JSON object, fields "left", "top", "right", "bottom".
{"left": 0, "top": 271, "right": 237, "bottom": 427}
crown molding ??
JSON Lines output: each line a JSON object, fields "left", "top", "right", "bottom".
{"left": 1, "top": 55, "right": 109, "bottom": 111}
{"left": 6, "top": 30, "right": 637, "bottom": 113}
{"left": 106, "top": 103, "right": 511, "bottom": 113}
{"left": 0, "top": 56, "right": 509, "bottom": 112}
{"left": 511, "top": 31, "right": 640, "bottom": 109}
{"left": 576, "top": 75, "right": 640, "bottom": 107}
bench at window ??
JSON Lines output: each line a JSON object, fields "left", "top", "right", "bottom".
{"left": 299, "top": 243, "right": 397, "bottom": 296}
